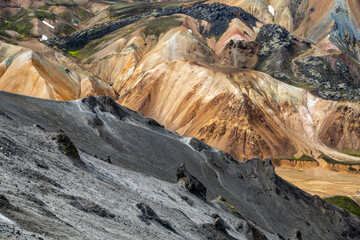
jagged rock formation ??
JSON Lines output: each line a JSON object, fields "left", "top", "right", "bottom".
{"left": 255, "top": 24, "right": 296, "bottom": 58}
{"left": 176, "top": 164, "right": 207, "bottom": 201}
{"left": 0, "top": 91, "right": 359, "bottom": 239}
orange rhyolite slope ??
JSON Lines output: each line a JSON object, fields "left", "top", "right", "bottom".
{"left": 0, "top": 42, "right": 115, "bottom": 100}
{"left": 112, "top": 27, "right": 360, "bottom": 161}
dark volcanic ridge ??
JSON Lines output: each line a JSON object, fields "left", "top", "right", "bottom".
{"left": 0, "top": 91, "right": 359, "bottom": 239}
{"left": 44, "top": 3, "right": 258, "bottom": 51}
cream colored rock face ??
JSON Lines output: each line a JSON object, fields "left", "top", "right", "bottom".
{"left": 0, "top": 42, "right": 115, "bottom": 100}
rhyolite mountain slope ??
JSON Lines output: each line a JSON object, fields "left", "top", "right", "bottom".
{"left": 0, "top": 41, "right": 115, "bottom": 100}
{"left": 36, "top": 1, "right": 360, "bottom": 162}
{"left": 0, "top": 0, "right": 360, "bottom": 196}
{"left": 0, "top": 91, "right": 359, "bottom": 239}
{"left": 0, "top": 0, "right": 109, "bottom": 40}
{"left": 206, "top": 0, "right": 360, "bottom": 61}
{"left": 1, "top": 1, "right": 360, "bottom": 163}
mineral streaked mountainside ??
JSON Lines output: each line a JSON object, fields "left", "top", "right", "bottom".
{"left": 1, "top": 1, "right": 360, "bottom": 161}
{"left": 113, "top": 27, "right": 360, "bottom": 161}
{"left": 0, "top": 91, "right": 359, "bottom": 239}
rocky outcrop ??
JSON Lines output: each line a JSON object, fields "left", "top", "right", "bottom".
{"left": 218, "top": 39, "right": 260, "bottom": 68}
{"left": 254, "top": 24, "right": 360, "bottom": 101}
{"left": 256, "top": 24, "right": 296, "bottom": 57}
{"left": 176, "top": 164, "right": 207, "bottom": 201}
{"left": 136, "top": 203, "right": 177, "bottom": 233}
{"left": 294, "top": 55, "right": 360, "bottom": 101}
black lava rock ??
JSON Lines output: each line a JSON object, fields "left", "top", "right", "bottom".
{"left": 176, "top": 164, "right": 207, "bottom": 201}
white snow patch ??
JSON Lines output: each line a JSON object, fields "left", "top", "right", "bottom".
{"left": 268, "top": 5, "right": 275, "bottom": 16}
{"left": 307, "top": 95, "right": 319, "bottom": 110}
{"left": 0, "top": 213, "right": 16, "bottom": 225}
{"left": 40, "top": 35, "right": 48, "bottom": 41}
{"left": 188, "top": 29, "right": 192, "bottom": 34}
{"left": 42, "top": 20, "right": 55, "bottom": 29}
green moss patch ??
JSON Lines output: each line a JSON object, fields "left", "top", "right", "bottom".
{"left": 324, "top": 196, "right": 360, "bottom": 218}
{"left": 0, "top": 9, "right": 34, "bottom": 36}
{"left": 34, "top": 10, "right": 55, "bottom": 20}
{"left": 216, "top": 196, "right": 243, "bottom": 219}
{"left": 142, "top": 16, "right": 182, "bottom": 38}
{"left": 339, "top": 151, "right": 360, "bottom": 158}
{"left": 271, "top": 154, "right": 317, "bottom": 165}
{"left": 320, "top": 153, "right": 360, "bottom": 166}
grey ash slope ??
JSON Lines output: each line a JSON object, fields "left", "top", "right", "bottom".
{"left": 0, "top": 91, "right": 359, "bottom": 239}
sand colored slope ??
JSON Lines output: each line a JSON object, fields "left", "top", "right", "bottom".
{"left": 0, "top": 41, "right": 115, "bottom": 100}
{"left": 276, "top": 167, "right": 360, "bottom": 198}
{"left": 139, "top": 27, "right": 218, "bottom": 70}
{"left": 88, "top": 34, "right": 158, "bottom": 88}
{"left": 118, "top": 60, "right": 292, "bottom": 159}
{"left": 0, "top": 51, "right": 80, "bottom": 100}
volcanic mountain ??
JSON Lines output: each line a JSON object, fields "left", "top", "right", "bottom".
{"left": 0, "top": 1, "right": 360, "bottom": 238}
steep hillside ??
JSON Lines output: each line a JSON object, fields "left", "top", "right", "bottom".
{"left": 0, "top": 41, "right": 115, "bottom": 100}
{"left": 206, "top": 0, "right": 360, "bottom": 61}
{"left": 116, "top": 51, "right": 360, "bottom": 161}
{"left": 0, "top": 91, "right": 359, "bottom": 239}
{"left": 9, "top": 1, "right": 355, "bottom": 162}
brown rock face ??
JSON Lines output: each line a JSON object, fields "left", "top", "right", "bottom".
{"left": 320, "top": 104, "right": 360, "bottom": 152}
{"left": 117, "top": 59, "right": 314, "bottom": 161}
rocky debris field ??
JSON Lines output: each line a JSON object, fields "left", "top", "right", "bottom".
{"left": 255, "top": 24, "right": 360, "bottom": 101}
{"left": 0, "top": 91, "right": 359, "bottom": 239}
{"left": 255, "top": 24, "right": 296, "bottom": 58}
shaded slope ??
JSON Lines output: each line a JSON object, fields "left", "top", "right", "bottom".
{"left": 1, "top": 111, "right": 271, "bottom": 240}
{"left": 0, "top": 91, "right": 359, "bottom": 239}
